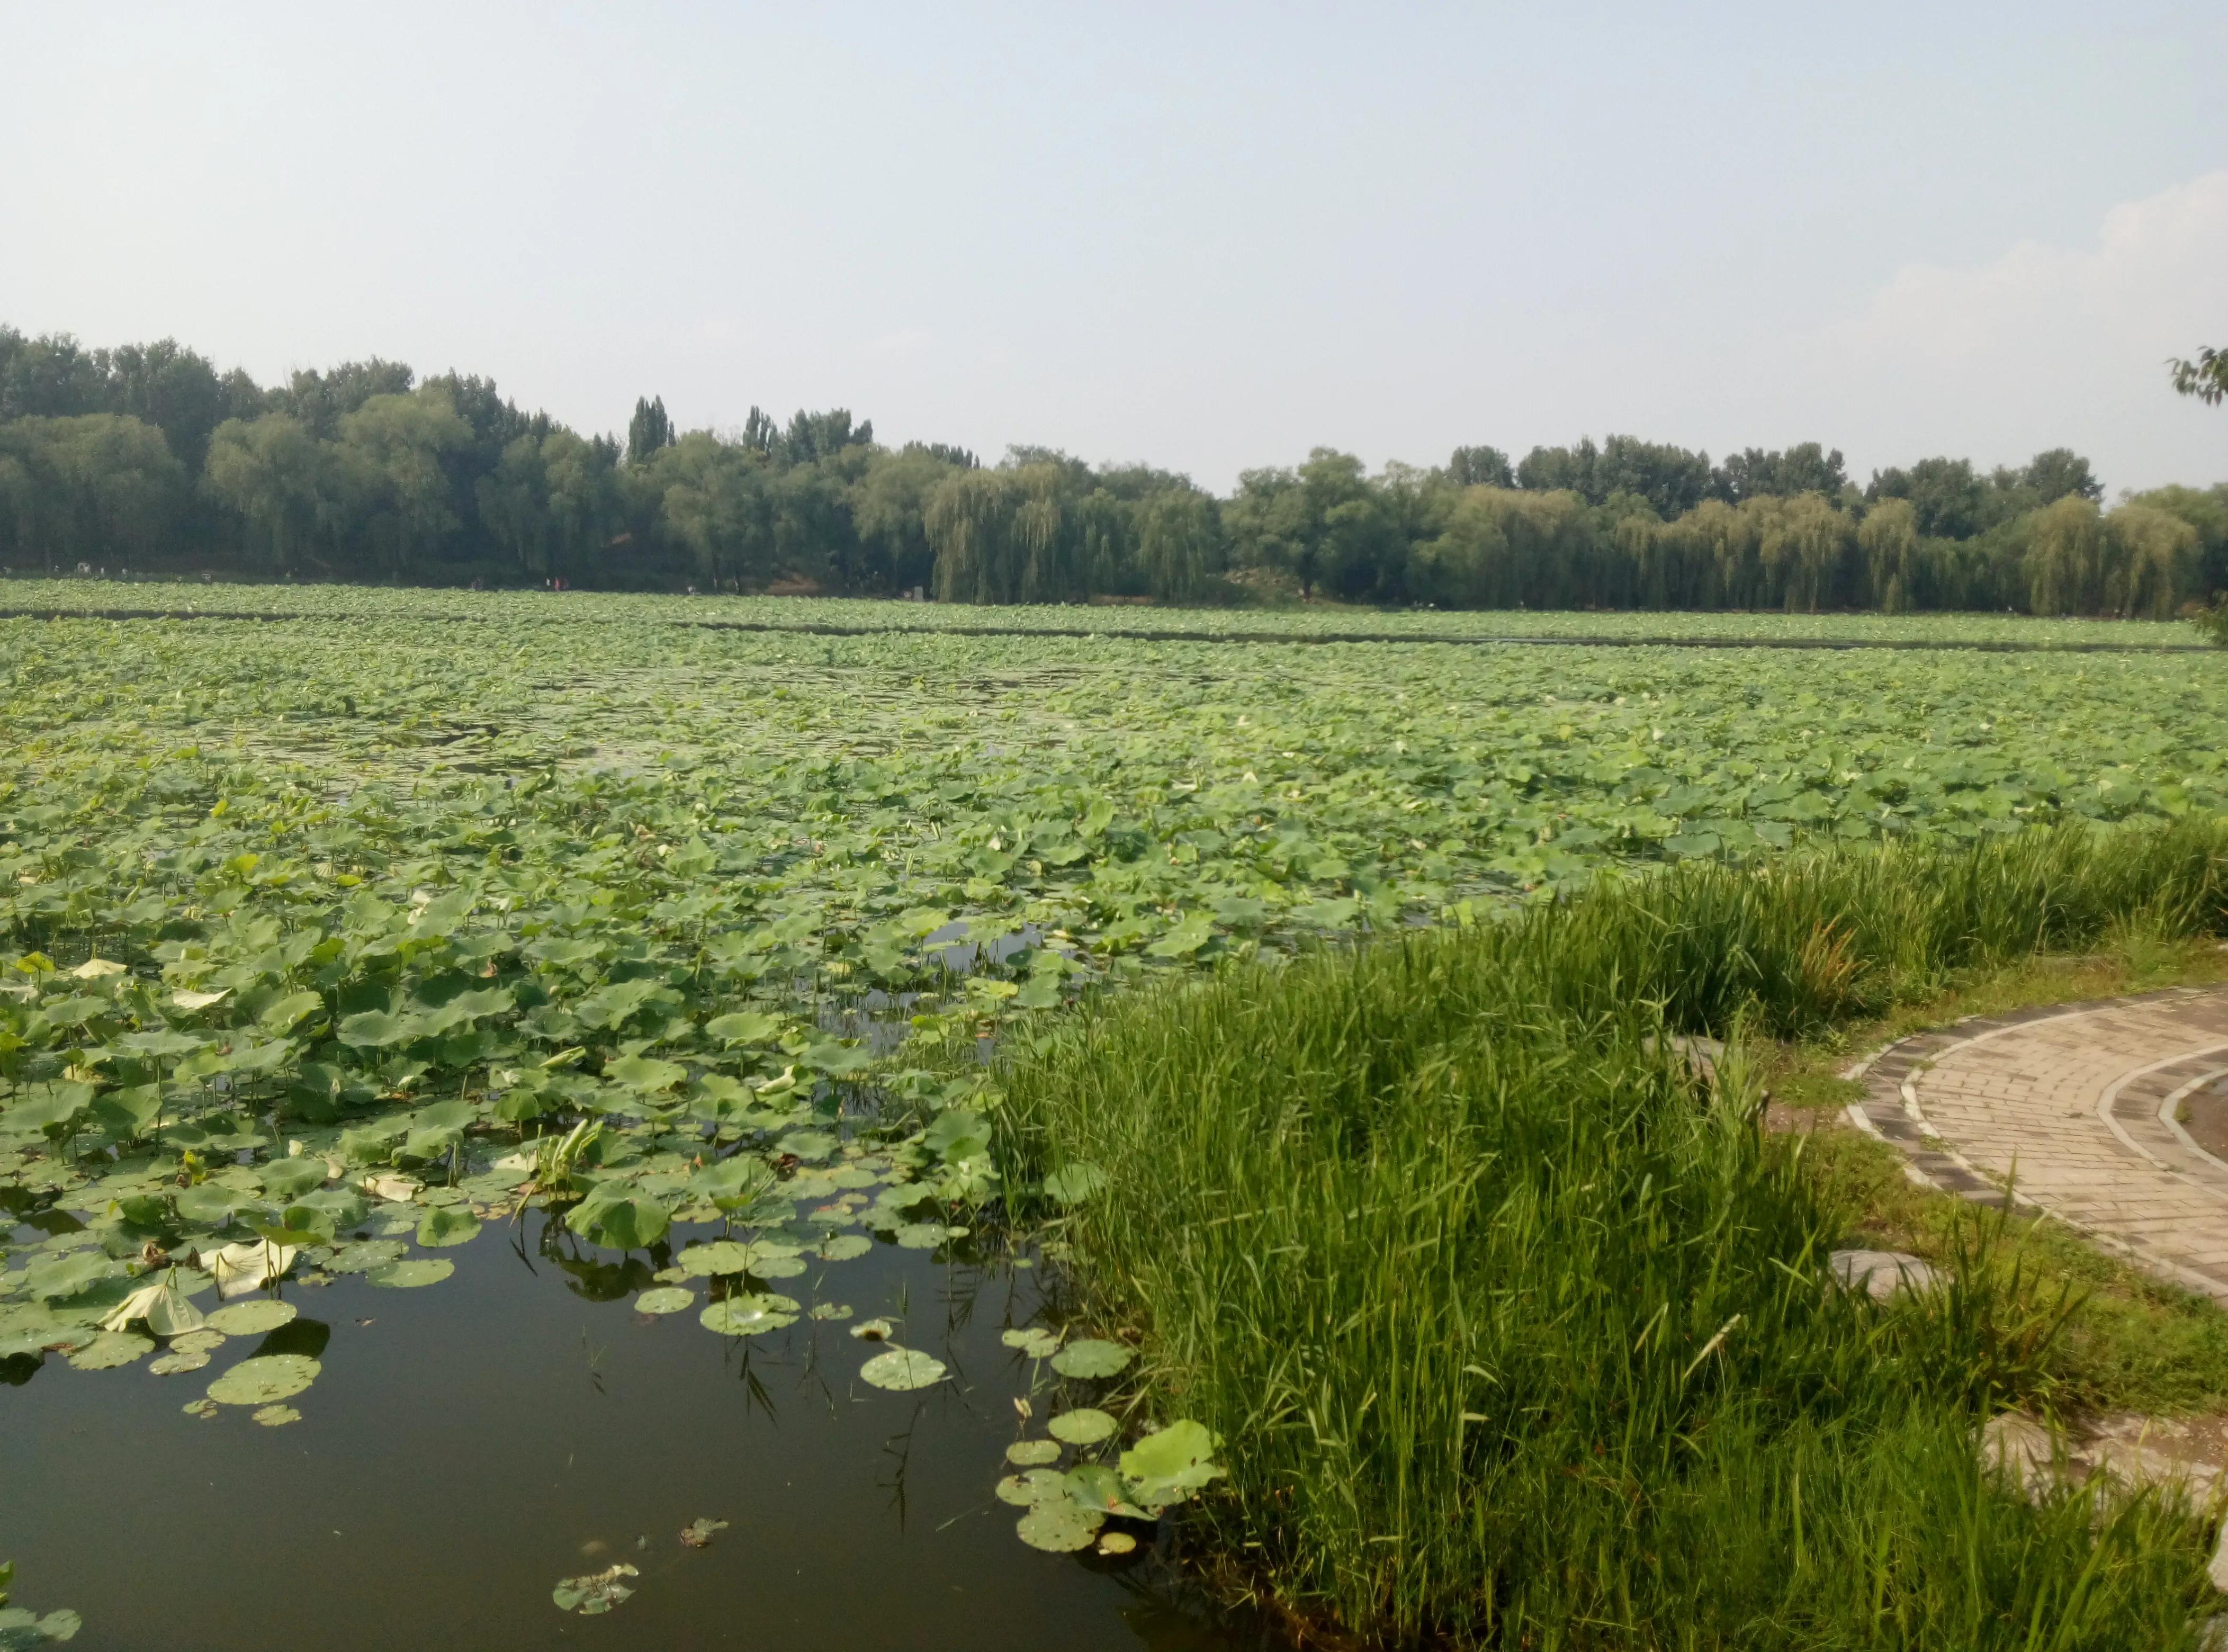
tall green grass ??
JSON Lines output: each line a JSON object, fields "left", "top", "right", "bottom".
{"left": 995, "top": 821, "right": 2228, "bottom": 1647}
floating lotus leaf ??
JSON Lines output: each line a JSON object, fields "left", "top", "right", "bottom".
{"left": 416, "top": 1206, "right": 481, "bottom": 1248}
{"left": 1001, "top": 1327, "right": 1061, "bottom": 1359}
{"left": 1051, "top": 1338, "right": 1133, "bottom": 1379}
{"left": 996, "top": 1468, "right": 1065, "bottom": 1506}
{"left": 859, "top": 1347, "right": 946, "bottom": 1391}
{"left": 366, "top": 1258, "right": 453, "bottom": 1289}
{"left": 327, "top": 1240, "right": 407, "bottom": 1274}
{"left": 1048, "top": 1407, "right": 1119, "bottom": 1446}
{"left": 828, "top": 1165, "right": 881, "bottom": 1190}
{"left": 181, "top": 1397, "right": 218, "bottom": 1419}
{"left": 678, "top": 1516, "right": 729, "bottom": 1549}
{"left": 1118, "top": 1419, "right": 1225, "bottom": 1510}
{"left": 169, "top": 1328, "right": 227, "bottom": 1355}
{"left": 1097, "top": 1531, "right": 1138, "bottom": 1556}
{"left": 1061, "top": 1463, "right": 1148, "bottom": 1520}
{"left": 1016, "top": 1500, "right": 1103, "bottom": 1552}
{"left": 66, "top": 1330, "right": 153, "bottom": 1370}
{"left": 206, "top": 1352, "right": 320, "bottom": 1405}
{"left": 809, "top": 1302, "right": 852, "bottom": 1321}
{"left": 677, "top": 1241, "right": 752, "bottom": 1278}
{"left": 699, "top": 1295, "right": 798, "bottom": 1336}
{"left": 849, "top": 1317, "right": 896, "bottom": 1341}
{"left": 893, "top": 1223, "right": 947, "bottom": 1251}
{"left": 257, "top": 1156, "right": 328, "bottom": 1200}
{"left": 0, "top": 1604, "right": 84, "bottom": 1644}
{"left": 1006, "top": 1439, "right": 1063, "bottom": 1467}
{"left": 418, "top": 1184, "right": 470, "bottom": 1208}
{"left": 815, "top": 1234, "right": 872, "bottom": 1261}
{"left": 251, "top": 1403, "right": 302, "bottom": 1426}
{"left": 148, "top": 1349, "right": 211, "bottom": 1375}
{"left": 551, "top": 1563, "right": 637, "bottom": 1615}
{"left": 634, "top": 1287, "right": 694, "bottom": 1315}
{"left": 776, "top": 1130, "right": 838, "bottom": 1161}
{"left": 205, "top": 1299, "right": 296, "bottom": 1336}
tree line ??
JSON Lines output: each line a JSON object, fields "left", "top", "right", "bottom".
{"left": 2, "top": 324, "right": 2223, "bottom": 616}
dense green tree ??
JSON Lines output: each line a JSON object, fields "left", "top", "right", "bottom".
{"left": 1446, "top": 444, "right": 1513, "bottom": 488}
{"left": 626, "top": 396, "right": 675, "bottom": 466}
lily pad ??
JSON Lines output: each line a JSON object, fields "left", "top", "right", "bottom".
{"left": 996, "top": 1468, "right": 1066, "bottom": 1506}
{"left": 699, "top": 1294, "right": 798, "bottom": 1336}
{"left": 635, "top": 1286, "right": 694, "bottom": 1315}
{"left": 1097, "top": 1531, "right": 1138, "bottom": 1556}
{"left": 677, "top": 1241, "right": 753, "bottom": 1278}
{"left": 169, "top": 1328, "right": 227, "bottom": 1355}
{"left": 1051, "top": 1338, "right": 1133, "bottom": 1380}
{"left": 1016, "top": 1500, "right": 1104, "bottom": 1552}
{"left": 206, "top": 1352, "right": 320, "bottom": 1406}
{"left": 205, "top": 1299, "right": 297, "bottom": 1336}
{"left": 1006, "top": 1439, "right": 1063, "bottom": 1467}
{"left": 1001, "top": 1327, "right": 1061, "bottom": 1359}
{"left": 148, "top": 1349, "right": 211, "bottom": 1375}
{"left": 1048, "top": 1407, "right": 1119, "bottom": 1446}
{"left": 809, "top": 1301, "right": 852, "bottom": 1321}
{"left": 893, "top": 1222, "right": 948, "bottom": 1251}
{"left": 1119, "top": 1419, "right": 1225, "bottom": 1510}
{"left": 327, "top": 1240, "right": 408, "bottom": 1274}
{"left": 66, "top": 1330, "right": 154, "bottom": 1370}
{"left": 551, "top": 1563, "right": 637, "bottom": 1615}
{"left": 415, "top": 1206, "right": 481, "bottom": 1248}
{"left": 251, "top": 1403, "right": 302, "bottom": 1426}
{"left": 859, "top": 1347, "right": 946, "bottom": 1391}
{"left": 181, "top": 1396, "right": 218, "bottom": 1418}
{"left": 366, "top": 1258, "right": 454, "bottom": 1289}
{"left": 850, "top": 1316, "right": 896, "bottom": 1340}
{"left": 815, "top": 1233, "right": 872, "bottom": 1261}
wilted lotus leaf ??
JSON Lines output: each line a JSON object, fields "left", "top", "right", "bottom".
{"left": 148, "top": 1349, "right": 211, "bottom": 1375}
{"left": 1001, "top": 1327, "right": 1061, "bottom": 1359}
{"left": 1050, "top": 1338, "right": 1133, "bottom": 1380}
{"left": 251, "top": 1404, "right": 302, "bottom": 1426}
{"left": 1048, "top": 1408, "right": 1118, "bottom": 1446}
{"left": 1016, "top": 1500, "right": 1103, "bottom": 1552}
{"left": 1006, "top": 1439, "right": 1063, "bottom": 1467}
{"left": 366, "top": 1258, "right": 453, "bottom": 1289}
{"left": 416, "top": 1206, "right": 480, "bottom": 1248}
{"left": 677, "top": 1241, "right": 752, "bottom": 1278}
{"left": 205, "top": 1299, "right": 295, "bottom": 1336}
{"left": 66, "top": 1330, "right": 154, "bottom": 1370}
{"left": 699, "top": 1294, "right": 798, "bottom": 1336}
{"left": 363, "top": 1174, "right": 419, "bottom": 1203}
{"left": 70, "top": 956, "right": 126, "bottom": 978}
{"left": 678, "top": 1516, "right": 729, "bottom": 1549}
{"left": 100, "top": 1272, "right": 205, "bottom": 1337}
{"left": 327, "top": 1240, "right": 407, "bottom": 1274}
{"left": 859, "top": 1347, "right": 945, "bottom": 1391}
{"left": 206, "top": 1353, "right": 320, "bottom": 1406}
{"left": 808, "top": 1302, "right": 852, "bottom": 1321}
{"left": 552, "top": 1563, "right": 637, "bottom": 1615}
{"left": 634, "top": 1287, "right": 693, "bottom": 1315}
{"left": 209, "top": 1241, "right": 297, "bottom": 1299}
{"left": 849, "top": 1317, "right": 896, "bottom": 1341}
{"left": 171, "top": 988, "right": 229, "bottom": 1012}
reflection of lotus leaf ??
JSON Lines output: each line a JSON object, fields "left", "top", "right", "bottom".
{"left": 252, "top": 1403, "right": 302, "bottom": 1426}
{"left": 677, "top": 1241, "right": 752, "bottom": 1278}
{"left": 367, "top": 1259, "right": 453, "bottom": 1289}
{"left": 1050, "top": 1338, "right": 1133, "bottom": 1379}
{"left": 1006, "top": 1439, "right": 1063, "bottom": 1467}
{"left": 66, "top": 1330, "right": 154, "bottom": 1370}
{"left": 328, "top": 1240, "right": 408, "bottom": 1274}
{"left": 1016, "top": 1500, "right": 1103, "bottom": 1552}
{"left": 1048, "top": 1407, "right": 1118, "bottom": 1446}
{"left": 698, "top": 1295, "right": 798, "bottom": 1336}
{"left": 416, "top": 1206, "right": 481, "bottom": 1247}
{"left": 551, "top": 1563, "right": 638, "bottom": 1615}
{"left": 859, "top": 1347, "right": 946, "bottom": 1391}
{"left": 208, "top": 1353, "right": 320, "bottom": 1405}
{"left": 634, "top": 1287, "right": 694, "bottom": 1315}
{"left": 205, "top": 1299, "right": 297, "bottom": 1336}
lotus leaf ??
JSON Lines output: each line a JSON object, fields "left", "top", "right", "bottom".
{"left": 99, "top": 1274, "right": 204, "bottom": 1337}
{"left": 205, "top": 1299, "right": 297, "bottom": 1336}
{"left": 634, "top": 1287, "right": 694, "bottom": 1315}
{"left": 1001, "top": 1327, "right": 1061, "bottom": 1360}
{"left": 859, "top": 1347, "right": 945, "bottom": 1391}
{"left": 705, "top": 1010, "right": 780, "bottom": 1046}
{"left": 206, "top": 1352, "right": 320, "bottom": 1405}
{"left": 893, "top": 1223, "right": 947, "bottom": 1251}
{"left": 678, "top": 1517, "right": 728, "bottom": 1549}
{"left": 676, "top": 1241, "right": 752, "bottom": 1278}
{"left": 850, "top": 1317, "right": 896, "bottom": 1340}
{"left": 551, "top": 1563, "right": 637, "bottom": 1614}
{"left": 1060, "top": 1463, "right": 1148, "bottom": 1520}
{"left": 65, "top": 1331, "right": 152, "bottom": 1370}
{"left": 1006, "top": 1439, "right": 1063, "bottom": 1467}
{"left": 147, "top": 1349, "right": 210, "bottom": 1375}
{"left": 415, "top": 1206, "right": 480, "bottom": 1248}
{"left": 27, "top": 1251, "right": 118, "bottom": 1301}
{"left": 1050, "top": 1338, "right": 1133, "bottom": 1379}
{"left": 0, "top": 1604, "right": 83, "bottom": 1645}
{"left": 251, "top": 1404, "right": 302, "bottom": 1426}
{"left": 699, "top": 1294, "right": 798, "bottom": 1336}
{"left": 1097, "top": 1531, "right": 1138, "bottom": 1556}
{"left": 566, "top": 1185, "right": 669, "bottom": 1251}
{"left": 1016, "top": 1500, "right": 1103, "bottom": 1552}
{"left": 996, "top": 1468, "right": 1065, "bottom": 1506}
{"left": 327, "top": 1240, "right": 407, "bottom": 1274}
{"left": 257, "top": 1157, "right": 328, "bottom": 1200}
{"left": 169, "top": 1328, "right": 226, "bottom": 1355}
{"left": 777, "top": 1130, "right": 838, "bottom": 1161}
{"left": 366, "top": 1258, "right": 453, "bottom": 1289}
{"left": 1048, "top": 1407, "right": 1119, "bottom": 1446}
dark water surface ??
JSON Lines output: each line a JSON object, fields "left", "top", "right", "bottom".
{"left": 1, "top": 1217, "right": 1260, "bottom": 1652}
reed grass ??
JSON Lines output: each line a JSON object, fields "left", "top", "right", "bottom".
{"left": 995, "top": 820, "right": 2228, "bottom": 1647}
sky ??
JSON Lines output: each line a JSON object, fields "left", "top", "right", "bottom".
{"left": 3, "top": 1, "right": 2224, "bottom": 495}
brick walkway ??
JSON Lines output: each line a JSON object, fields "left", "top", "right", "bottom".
{"left": 1846, "top": 987, "right": 2228, "bottom": 1301}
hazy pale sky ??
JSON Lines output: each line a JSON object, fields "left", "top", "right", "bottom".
{"left": 5, "top": 2, "right": 2224, "bottom": 493}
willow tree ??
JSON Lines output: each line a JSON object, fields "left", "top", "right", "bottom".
{"left": 2104, "top": 503, "right": 2202, "bottom": 618}
{"left": 1136, "top": 487, "right": 1219, "bottom": 603}
{"left": 2022, "top": 495, "right": 2107, "bottom": 616}
{"left": 927, "top": 468, "right": 1020, "bottom": 603}
{"left": 1858, "top": 498, "right": 1920, "bottom": 613}
{"left": 204, "top": 413, "right": 330, "bottom": 574}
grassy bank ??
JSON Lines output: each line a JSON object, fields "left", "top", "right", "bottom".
{"left": 993, "top": 821, "right": 2228, "bottom": 1648}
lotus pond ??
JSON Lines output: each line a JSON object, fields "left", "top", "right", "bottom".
{"left": 4, "top": 591, "right": 2227, "bottom": 1647}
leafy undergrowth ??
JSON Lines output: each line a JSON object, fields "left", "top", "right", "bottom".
{"left": 993, "top": 821, "right": 2228, "bottom": 1649}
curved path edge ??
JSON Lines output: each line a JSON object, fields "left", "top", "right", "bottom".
{"left": 1843, "top": 986, "right": 2228, "bottom": 1304}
